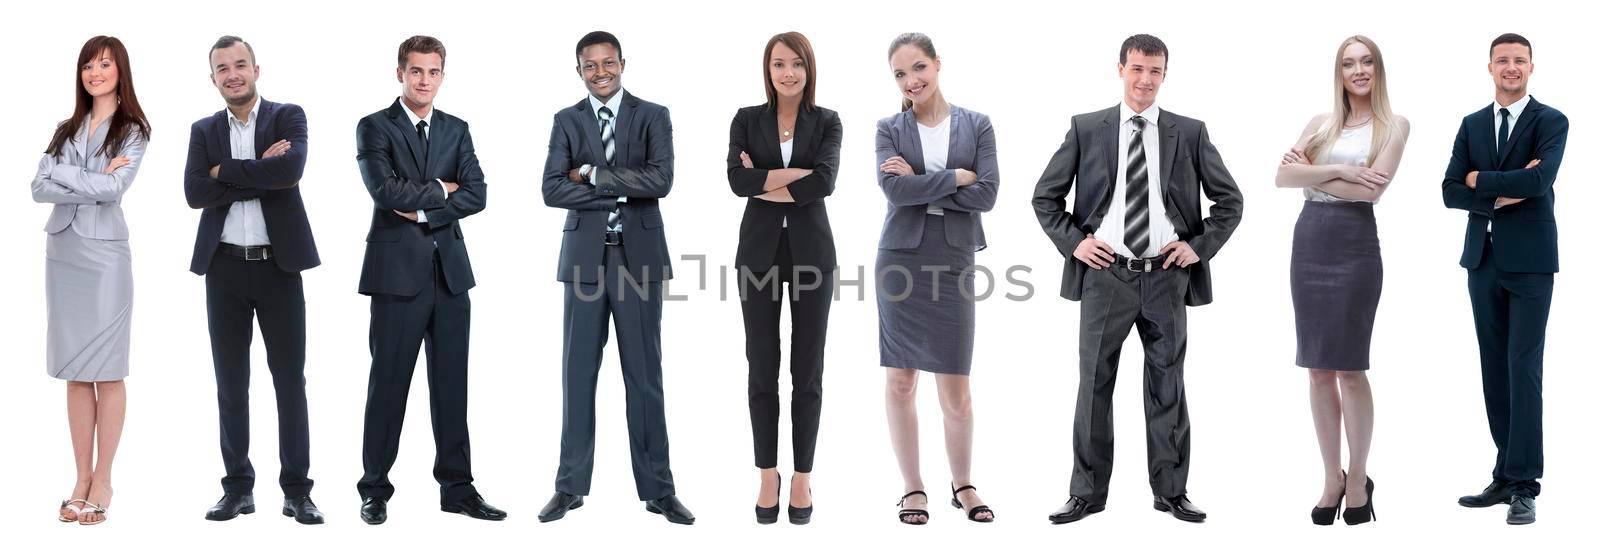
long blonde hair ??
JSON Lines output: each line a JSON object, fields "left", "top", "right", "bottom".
{"left": 1305, "top": 36, "right": 1394, "bottom": 165}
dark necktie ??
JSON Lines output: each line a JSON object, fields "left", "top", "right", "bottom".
{"left": 599, "top": 106, "right": 621, "bottom": 232}
{"left": 1124, "top": 115, "right": 1151, "bottom": 257}
{"left": 416, "top": 120, "right": 430, "bottom": 170}
{"left": 1497, "top": 107, "right": 1511, "bottom": 158}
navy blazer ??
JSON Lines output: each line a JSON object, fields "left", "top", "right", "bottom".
{"left": 184, "top": 98, "right": 320, "bottom": 274}
{"left": 728, "top": 105, "right": 841, "bottom": 270}
{"left": 541, "top": 91, "right": 675, "bottom": 284}
{"left": 1442, "top": 96, "right": 1566, "bottom": 273}
{"left": 355, "top": 99, "right": 487, "bottom": 296}
{"left": 873, "top": 105, "right": 998, "bottom": 251}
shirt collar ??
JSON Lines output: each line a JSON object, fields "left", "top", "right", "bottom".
{"left": 1120, "top": 102, "right": 1160, "bottom": 128}
{"left": 398, "top": 97, "right": 433, "bottom": 129}
{"left": 588, "top": 89, "right": 625, "bottom": 120}
{"left": 227, "top": 97, "right": 261, "bottom": 127}
{"left": 1496, "top": 94, "right": 1531, "bottom": 121}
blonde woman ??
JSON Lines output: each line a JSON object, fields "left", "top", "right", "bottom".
{"left": 1275, "top": 35, "right": 1409, "bottom": 526}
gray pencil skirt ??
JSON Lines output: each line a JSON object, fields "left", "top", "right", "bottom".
{"left": 876, "top": 215, "right": 976, "bottom": 375}
{"left": 45, "top": 230, "right": 133, "bottom": 382}
{"left": 1290, "top": 201, "right": 1382, "bottom": 371}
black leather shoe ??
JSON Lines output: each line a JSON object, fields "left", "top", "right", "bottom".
{"left": 282, "top": 495, "right": 325, "bottom": 525}
{"left": 1154, "top": 494, "right": 1207, "bottom": 523}
{"left": 1459, "top": 480, "right": 1513, "bottom": 508}
{"left": 538, "top": 492, "right": 584, "bottom": 523}
{"left": 204, "top": 494, "right": 255, "bottom": 521}
{"left": 645, "top": 495, "right": 696, "bottom": 525}
{"left": 1048, "top": 496, "right": 1104, "bottom": 524}
{"left": 442, "top": 494, "right": 507, "bottom": 521}
{"left": 1507, "top": 495, "right": 1536, "bottom": 525}
{"left": 359, "top": 497, "right": 387, "bottom": 525}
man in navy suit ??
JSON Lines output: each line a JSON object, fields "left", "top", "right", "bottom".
{"left": 353, "top": 35, "right": 504, "bottom": 525}
{"left": 1442, "top": 33, "right": 1567, "bottom": 526}
{"left": 185, "top": 36, "right": 323, "bottom": 525}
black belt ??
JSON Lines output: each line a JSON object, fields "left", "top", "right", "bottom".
{"left": 604, "top": 230, "right": 624, "bottom": 246}
{"left": 1111, "top": 254, "right": 1164, "bottom": 273}
{"left": 219, "top": 243, "right": 273, "bottom": 261}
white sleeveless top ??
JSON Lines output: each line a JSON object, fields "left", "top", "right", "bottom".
{"left": 1308, "top": 122, "right": 1374, "bottom": 204}
{"left": 919, "top": 115, "right": 951, "bottom": 215}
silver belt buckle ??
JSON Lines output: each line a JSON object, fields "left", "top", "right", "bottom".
{"left": 1125, "top": 257, "right": 1151, "bottom": 273}
{"left": 245, "top": 246, "right": 267, "bottom": 261}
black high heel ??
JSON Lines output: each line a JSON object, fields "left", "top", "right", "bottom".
{"left": 755, "top": 474, "right": 780, "bottom": 525}
{"left": 1343, "top": 476, "right": 1376, "bottom": 525}
{"left": 950, "top": 484, "right": 994, "bottom": 523}
{"left": 788, "top": 486, "right": 813, "bottom": 525}
{"left": 1311, "top": 470, "right": 1346, "bottom": 526}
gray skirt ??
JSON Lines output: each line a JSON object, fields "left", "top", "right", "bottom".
{"left": 1290, "top": 201, "right": 1381, "bottom": 371}
{"left": 45, "top": 230, "right": 133, "bottom": 381}
{"left": 876, "top": 215, "right": 976, "bottom": 375}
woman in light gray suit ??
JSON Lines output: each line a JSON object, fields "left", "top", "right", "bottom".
{"left": 31, "top": 36, "right": 150, "bottom": 526}
{"left": 876, "top": 33, "right": 998, "bottom": 525}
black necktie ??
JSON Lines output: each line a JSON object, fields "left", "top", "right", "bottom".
{"left": 598, "top": 106, "right": 621, "bottom": 232}
{"left": 416, "top": 120, "right": 430, "bottom": 170}
{"left": 1497, "top": 107, "right": 1511, "bottom": 158}
{"left": 1124, "top": 115, "right": 1151, "bottom": 257}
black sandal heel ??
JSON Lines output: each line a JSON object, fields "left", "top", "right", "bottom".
{"left": 897, "top": 490, "right": 929, "bottom": 525}
{"left": 951, "top": 485, "right": 994, "bottom": 523}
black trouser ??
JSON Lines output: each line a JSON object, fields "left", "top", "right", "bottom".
{"left": 206, "top": 248, "right": 312, "bottom": 497}
{"left": 1070, "top": 264, "right": 1191, "bottom": 504}
{"left": 740, "top": 229, "right": 833, "bottom": 472}
{"left": 1467, "top": 239, "right": 1551, "bottom": 497}
{"left": 358, "top": 254, "right": 477, "bottom": 505}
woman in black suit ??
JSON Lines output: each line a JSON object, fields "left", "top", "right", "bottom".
{"left": 727, "top": 31, "right": 841, "bottom": 526}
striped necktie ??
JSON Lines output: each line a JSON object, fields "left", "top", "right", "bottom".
{"left": 599, "top": 106, "right": 620, "bottom": 232}
{"left": 1124, "top": 115, "right": 1151, "bottom": 257}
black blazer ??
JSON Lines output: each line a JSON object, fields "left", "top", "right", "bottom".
{"left": 727, "top": 105, "right": 841, "bottom": 270}
{"left": 1442, "top": 96, "right": 1565, "bottom": 273}
{"left": 355, "top": 99, "right": 486, "bottom": 296}
{"left": 184, "top": 98, "right": 320, "bottom": 274}
{"left": 1033, "top": 105, "right": 1244, "bottom": 307}
{"left": 541, "top": 91, "right": 674, "bottom": 284}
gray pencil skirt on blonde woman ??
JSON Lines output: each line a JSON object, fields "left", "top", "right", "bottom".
{"left": 1290, "top": 200, "right": 1382, "bottom": 372}
{"left": 45, "top": 229, "right": 133, "bottom": 382}
{"left": 876, "top": 215, "right": 976, "bottom": 375}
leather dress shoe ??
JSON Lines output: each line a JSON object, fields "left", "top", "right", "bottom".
{"left": 539, "top": 492, "right": 585, "bottom": 523}
{"left": 205, "top": 493, "right": 255, "bottom": 521}
{"left": 1459, "top": 480, "right": 1513, "bottom": 508}
{"left": 1507, "top": 495, "right": 1536, "bottom": 525}
{"left": 282, "top": 495, "right": 325, "bottom": 525}
{"left": 1048, "top": 496, "right": 1104, "bottom": 524}
{"left": 442, "top": 494, "right": 507, "bottom": 521}
{"left": 1154, "top": 494, "right": 1207, "bottom": 523}
{"left": 360, "top": 497, "right": 387, "bottom": 525}
{"left": 645, "top": 495, "right": 696, "bottom": 525}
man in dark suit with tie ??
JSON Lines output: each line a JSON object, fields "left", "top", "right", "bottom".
{"left": 185, "top": 36, "right": 324, "bottom": 525}
{"left": 352, "top": 35, "right": 504, "bottom": 525}
{"left": 1444, "top": 33, "right": 1566, "bottom": 526}
{"left": 1033, "top": 35, "right": 1243, "bottom": 525}
{"left": 536, "top": 31, "right": 694, "bottom": 525}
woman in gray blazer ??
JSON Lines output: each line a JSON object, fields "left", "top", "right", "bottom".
{"left": 31, "top": 36, "right": 150, "bottom": 526}
{"left": 876, "top": 33, "right": 998, "bottom": 525}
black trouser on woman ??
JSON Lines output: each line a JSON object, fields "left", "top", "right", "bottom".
{"left": 741, "top": 229, "right": 833, "bottom": 472}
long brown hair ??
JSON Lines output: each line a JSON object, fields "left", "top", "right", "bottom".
{"left": 1305, "top": 35, "right": 1394, "bottom": 166}
{"left": 46, "top": 36, "right": 150, "bottom": 158}
{"left": 763, "top": 32, "right": 816, "bottom": 111}
{"left": 888, "top": 33, "right": 936, "bottom": 112}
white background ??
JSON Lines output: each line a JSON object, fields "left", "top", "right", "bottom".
{"left": 5, "top": 0, "right": 1591, "bottom": 553}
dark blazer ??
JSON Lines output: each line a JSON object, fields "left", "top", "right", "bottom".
{"left": 184, "top": 98, "right": 320, "bottom": 274}
{"left": 874, "top": 106, "right": 998, "bottom": 251}
{"left": 541, "top": 91, "right": 674, "bottom": 284}
{"left": 355, "top": 99, "right": 486, "bottom": 296}
{"left": 1033, "top": 105, "right": 1244, "bottom": 307}
{"left": 1442, "top": 96, "right": 1565, "bottom": 273}
{"left": 727, "top": 105, "right": 841, "bottom": 270}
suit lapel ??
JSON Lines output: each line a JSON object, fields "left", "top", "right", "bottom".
{"left": 902, "top": 111, "right": 926, "bottom": 175}
{"left": 615, "top": 92, "right": 643, "bottom": 165}
{"left": 758, "top": 108, "right": 782, "bottom": 166}
{"left": 1497, "top": 98, "right": 1539, "bottom": 169}
{"left": 790, "top": 108, "right": 816, "bottom": 167}
{"left": 576, "top": 99, "right": 606, "bottom": 166}
{"left": 253, "top": 99, "right": 273, "bottom": 157}
{"left": 1158, "top": 115, "right": 1181, "bottom": 219}
{"left": 1470, "top": 106, "right": 1498, "bottom": 171}
{"left": 212, "top": 113, "right": 230, "bottom": 163}
{"left": 945, "top": 107, "right": 963, "bottom": 169}
{"left": 1097, "top": 107, "right": 1119, "bottom": 215}
{"left": 389, "top": 101, "right": 426, "bottom": 175}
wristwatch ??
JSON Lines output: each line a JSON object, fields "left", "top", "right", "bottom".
{"left": 578, "top": 164, "right": 594, "bottom": 182}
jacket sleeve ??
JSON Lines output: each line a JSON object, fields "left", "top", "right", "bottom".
{"left": 46, "top": 132, "right": 145, "bottom": 202}
{"left": 727, "top": 109, "right": 770, "bottom": 198}
{"left": 1441, "top": 117, "right": 1494, "bottom": 216}
{"left": 186, "top": 121, "right": 265, "bottom": 209}
{"left": 783, "top": 110, "right": 842, "bottom": 207}
{"left": 31, "top": 153, "right": 93, "bottom": 204}
{"left": 423, "top": 122, "right": 487, "bottom": 229}
{"left": 593, "top": 106, "right": 674, "bottom": 199}
{"left": 929, "top": 114, "right": 998, "bottom": 213}
{"left": 877, "top": 117, "right": 958, "bottom": 206}
{"left": 1186, "top": 122, "right": 1244, "bottom": 261}
{"left": 541, "top": 113, "right": 615, "bottom": 211}
{"left": 1032, "top": 120, "right": 1086, "bottom": 259}
{"left": 1476, "top": 111, "right": 1568, "bottom": 199}
{"left": 217, "top": 104, "right": 307, "bottom": 190}
{"left": 356, "top": 116, "right": 447, "bottom": 211}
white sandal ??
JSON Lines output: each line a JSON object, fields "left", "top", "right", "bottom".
{"left": 59, "top": 499, "right": 87, "bottom": 523}
{"left": 78, "top": 501, "right": 107, "bottom": 526}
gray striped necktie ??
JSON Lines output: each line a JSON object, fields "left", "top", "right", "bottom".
{"left": 1124, "top": 115, "right": 1151, "bottom": 257}
{"left": 599, "top": 106, "right": 620, "bottom": 232}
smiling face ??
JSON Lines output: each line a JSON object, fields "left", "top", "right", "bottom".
{"left": 209, "top": 43, "right": 258, "bottom": 107}
{"left": 397, "top": 51, "right": 444, "bottom": 109}
{"left": 1341, "top": 40, "right": 1375, "bottom": 98}
{"left": 1118, "top": 50, "right": 1165, "bottom": 111}
{"left": 890, "top": 44, "right": 939, "bottom": 108}
{"left": 578, "top": 43, "right": 624, "bottom": 101}
{"left": 1489, "top": 42, "right": 1532, "bottom": 97}
{"left": 768, "top": 41, "right": 807, "bottom": 102}
{"left": 81, "top": 49, "right": 118, "bottom": 99}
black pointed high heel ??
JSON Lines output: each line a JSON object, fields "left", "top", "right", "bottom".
{"left": 951, "top": 484, "right": 994, "bottom": 523}
{"left": 1343, "top": 476, "right": 1376, "bottom": 525}
{"left": 788, "top": 486, "right": 813, "bottom": 525}
{"left": 755, "top": 474, "right": 780, "bottom": 525}
{"left": 1311, "top": 471, "right": 1346, "bottom": 526}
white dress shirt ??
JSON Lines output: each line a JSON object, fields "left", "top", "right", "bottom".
{"left": 221, "top": 100, "right": 270, "bottom": 246}
{"left": 587, "top": 90, "right": 627, "bottom": 207}
{"left": 917, "top": 115, "right": 951, "bottom": 216}
{"left": 397, "top": 98, "right": 449, "bottom": 223}
{"left": 780, "top": 137, "right": 793, "bottom": 227}
{"left": 1100, "top": 103, "right": 1178, "bottom": 259}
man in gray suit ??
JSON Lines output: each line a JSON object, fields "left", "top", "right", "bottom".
{"left": 1033, "top": 34, "right": 1243, "bottom": 524}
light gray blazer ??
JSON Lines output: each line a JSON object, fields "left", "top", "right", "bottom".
{"left": 874, "top": 105, "right": 998, "bottom": 251}
{"left": 31, "top": 117, "right": 145, "bottom": 240}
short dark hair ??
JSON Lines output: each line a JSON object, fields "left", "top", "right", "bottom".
{"left": 1119, "top": 34, "right": 1168, "bottom": 65}
{"left": 1490, "top": 33, "right": 1532, "bottom": 58}
{"left": 764, "top": 32, "right": 818, "bottom": 111}
{"left": 209, "top": 35, "right": 255, "bottom": 66}
{"left": 398, "top": 35, "right": 446, "bottom": 69}
{"left": 576, "top": 31, "right": 622, "bottom": 63}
